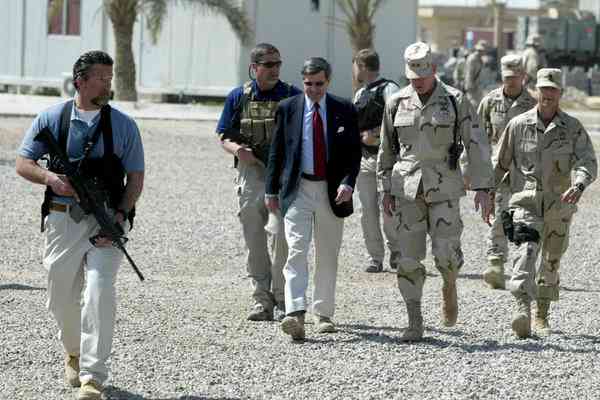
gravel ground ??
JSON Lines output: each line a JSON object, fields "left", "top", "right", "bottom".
{"left": 1, "top": 116, "right": 600, "bottom": 400}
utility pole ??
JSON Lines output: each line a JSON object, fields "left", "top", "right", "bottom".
{"left": 491, "top": 0, "right": 506, "bottom": 62}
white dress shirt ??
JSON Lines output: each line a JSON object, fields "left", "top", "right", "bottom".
{"left": 301, "top": 94, "right": 328, "bottom": 175}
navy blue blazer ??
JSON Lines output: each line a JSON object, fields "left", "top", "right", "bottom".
{"left": 265, "top": 93, "right": 361, "bottom": 218}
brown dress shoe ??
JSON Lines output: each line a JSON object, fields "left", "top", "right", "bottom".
{"left": 78, "top": 379, "right": 103, "bottom": 400}
{"left": 281, "top": 314, "right": 305, "bottom": 340}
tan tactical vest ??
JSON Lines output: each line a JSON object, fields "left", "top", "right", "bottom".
{"left": 239, "top": 81, "right": 291, "bottom": 164}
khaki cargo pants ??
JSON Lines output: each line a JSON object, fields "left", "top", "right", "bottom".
{"left": 236, "top": 161, "right": 287, "bottom": 309}
{"left": 356, "top": 154, "right": 398, "bottom": 266}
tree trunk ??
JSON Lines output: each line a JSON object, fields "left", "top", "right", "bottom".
{"left": 105, "top": 0, "right": 138, "bottom": 101}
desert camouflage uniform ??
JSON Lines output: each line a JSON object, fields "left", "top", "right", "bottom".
{"left": 464, "top": 51, "right": 484, "bottom": 110}
{"left": 494, "top": 108, "right": 597, "bottom": 302}
{"left": 377, "top": 79, "right": 494, "bottom": 302}
{"left": 522, "top": 46, "right": 547, "bottom": 89}
{"left": 478, "top": 87, "right": 537, "bottom": 262}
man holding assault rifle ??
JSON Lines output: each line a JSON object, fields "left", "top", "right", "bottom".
{"left": 16, "top": 50, "right": 144, "bottom": 400}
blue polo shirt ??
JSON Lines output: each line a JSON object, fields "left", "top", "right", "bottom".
{"left": 19, "top": 100, "right": 144, "bottom": 172}
{"left": 18, "top": 100, "right": 145, "bottom": 203}
{"left": 216, "top": 80, "right": 301, "bottom": 135}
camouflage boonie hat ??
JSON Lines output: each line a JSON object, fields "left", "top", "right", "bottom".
{"left": 500, "top": 54, "right": 523, "bottom": 78}
{"left": 536, "top": 68, "right": 562, "bottom": 89}
{"left": 404, "top": 42, "right": 434, "bottom": 79}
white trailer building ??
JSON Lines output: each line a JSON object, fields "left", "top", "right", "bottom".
{"left": 0, "top": 0, "right": 417, "bottom": 99}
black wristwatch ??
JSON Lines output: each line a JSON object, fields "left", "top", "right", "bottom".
{"left": 574, "top": 183, "right": 585, "bottom": 193}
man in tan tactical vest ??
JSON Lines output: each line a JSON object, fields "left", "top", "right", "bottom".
{"left": 464, "top": 40, "right": 488, "bottom": 110}
{"left": 378, "top": 42, "right": 494, "bottom": 342}
{"left": 477, "top": 54, "right": 537, "bottom": 289}
{"left": 494, "top": 68, "right": 597, "bottom": 338}
{"left": 216, "top": 43, "right": 301, "bottom": 321}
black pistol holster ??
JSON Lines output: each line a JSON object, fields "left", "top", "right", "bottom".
{"left": 501, "top": 210, "right": 540, "bottom": 246}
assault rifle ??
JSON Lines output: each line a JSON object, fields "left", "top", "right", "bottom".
{"left": 35, "top": 128, "right": 144, "bottom": 281}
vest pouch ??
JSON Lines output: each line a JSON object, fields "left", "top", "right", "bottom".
{"left": 240, "top": 118, "right": 253, "bottom": 144}
{"left": 264, "top": 118, "right": 275, "bottom": 143}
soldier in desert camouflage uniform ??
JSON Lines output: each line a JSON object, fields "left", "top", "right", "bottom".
{"left": 464, "top": 40, "right": 488, "bottom": 110}
{"left": 494, "top": 68, "right": 597, "bottom": 338}
{"left": 377, "top": 42, "right": 494, "bottom": 342}
{"left": 477, "top": 54, "right": 537, "bottom": 289}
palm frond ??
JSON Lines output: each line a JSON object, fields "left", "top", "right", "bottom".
{"left": 140, "top": 0, "right": 252, "bottom": 45}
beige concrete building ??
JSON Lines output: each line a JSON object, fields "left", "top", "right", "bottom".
{"left": 418, "top": 5, "right": 540, "bottom": 53}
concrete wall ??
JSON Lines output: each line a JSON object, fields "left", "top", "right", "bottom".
{"left": 249, "top": 0, "right": 417, "bottom": 99}
{"left": 0, "top": 0, "right": 417, "bottom": 99}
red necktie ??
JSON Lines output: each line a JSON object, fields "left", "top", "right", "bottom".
{"left": 312, "top": 102, "right": 327, "bottom": 178}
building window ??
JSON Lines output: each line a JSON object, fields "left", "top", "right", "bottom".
{"left": 48, "top": 0, "right": 81, "bottom": 36}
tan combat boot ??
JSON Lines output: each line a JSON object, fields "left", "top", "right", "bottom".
{"left": 400, "top": 300, "right": 424, "bottom": 342}
{"left": 483, "top": 259, "right": 505, "bottom": 290}
{"left": 535, "top": 299, "right": 551, "bottom": 336}
{"left": 78, "top": 379, "right": 103, "bottom": 400}
{"left": 64, "top": 354, "right": 80, "bottom": 387}
{"left": 442, "top": 271, "right": 458, "bottom": 327}
{"left": 511, "top": 295, "right": 531, "bottom": 339}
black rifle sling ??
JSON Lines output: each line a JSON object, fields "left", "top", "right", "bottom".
{"left": 57, "top": 101, "right": 111, "bottom": 164}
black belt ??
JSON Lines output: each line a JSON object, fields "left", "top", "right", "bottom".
{"left": 301, "top": 172, "right": 326, "bottom": 182}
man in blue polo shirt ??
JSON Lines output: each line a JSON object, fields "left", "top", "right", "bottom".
{"left": 217, "top": 43, "right": 301, "bottom": 322}
{"left": 16, "top": 50, "right": 144, "bottom": 400}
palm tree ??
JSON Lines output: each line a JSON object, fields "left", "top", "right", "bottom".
{"left": 49, "top": 0, "right": 252, "bottom": 101}
{"left": 333, "top": 0, "right": 387, "bottom": 54}
{"left": 330, "top": 0, "right": 387, "bottom": 93}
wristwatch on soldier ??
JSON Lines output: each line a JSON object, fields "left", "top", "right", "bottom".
{"left": 574, "top": 182, "right": 585, "bottom": 193}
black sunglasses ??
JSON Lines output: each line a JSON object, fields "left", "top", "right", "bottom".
{"left": 257, "top": 60, "right": 282, "bottom": 68}
{"left": 303, "top": 81, "right": 326, "bottom": 87}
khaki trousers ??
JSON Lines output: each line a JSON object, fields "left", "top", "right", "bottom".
{"left": 283, "top": 179, "right": 344, "bottom": 318}
{"left": 356, "top": 155, "right": 397, "bottom": 265}
{"left": 44, "top": 209, "right": 128, "bottom": 384}
{"left": 508, "top": 208, "right": 571, "bottom": 302}
{"left": 390, "top": 196, "right": 464, "bottom": 302}
{"left": 486, "top": 187, "right": 510, "bottom": 262}
{"left": 236, "top": 161, "right": 286, "bottom": 308}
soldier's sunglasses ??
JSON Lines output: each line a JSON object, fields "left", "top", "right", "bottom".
{"left": 257, "top": 60, "right": 282, "bottom": 68}
{"left": 303, "top": 81, "right": 326, "bottom": 87}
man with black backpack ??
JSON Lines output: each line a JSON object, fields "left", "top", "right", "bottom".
{"left": 16, "top": 50, "right": 144, "bottom": 400}
{"left": 352, "top": 49, "right": 400, "bottom": 273}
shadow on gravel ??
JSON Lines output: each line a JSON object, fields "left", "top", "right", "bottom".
{"left": 104, "top": 386, "right": 240, "bottom": 400}
{"left": 0, "top": 283, "right": 45, "bottom": 291}
{"left": 560, "top": 285, "right": 600, "bottom": 293}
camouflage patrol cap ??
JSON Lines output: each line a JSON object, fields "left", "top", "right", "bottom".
{"left": 474, "top": 40, "right": 488, "bottom": 51}
{"left": 500, "top": 54, "right": 523, "bottom": 77}
{"left": 404, "top": 42, "right": 434, "bottom": 79}
{"left": 536, "top": 68, "right": 562, "bottom": 89}
{"left": 526, "top": 34, "right": 542, "bottom": 46}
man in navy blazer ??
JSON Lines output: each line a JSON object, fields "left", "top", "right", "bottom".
{"left": 265, "top": 57, "right": 361, "bottom": 340}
